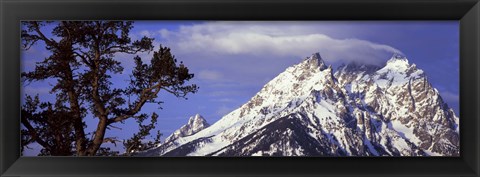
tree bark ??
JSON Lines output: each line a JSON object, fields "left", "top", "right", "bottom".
{"left": 65, "top": 70, "right": 87, "bottom": 156}
{"left": 85, "top": 42, "right": 109, "bottom": 156}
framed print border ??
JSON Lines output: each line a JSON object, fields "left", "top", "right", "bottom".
{"left": 1, "top": 0, "right": 479, "bottom": 176}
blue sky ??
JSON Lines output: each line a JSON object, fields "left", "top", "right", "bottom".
{"left": 21, "top": 21, "right": 459, "bottom": 155}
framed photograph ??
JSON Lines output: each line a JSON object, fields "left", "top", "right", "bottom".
{"left": 1, "top": 0, "right": 479, "bottom": 176}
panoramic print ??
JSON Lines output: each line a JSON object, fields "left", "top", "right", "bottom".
{"left": 21, "top": 21, "right": 459, "bottom": 156}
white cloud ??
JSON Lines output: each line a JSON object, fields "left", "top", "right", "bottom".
{"left": 140, "top": 30, "right": 154, "bottom": 38}
{"left": 158, "top": 29, "right": 170, "bottom": 38}
{"left": 136, "top": 22, "right": 406, "bottom": 101}
{"left": 197, "top": 70, "right": 223, "bottom": 81}
{"left": 158, "top": 21, "right": 402, "bottom": 65}
{"left": 207, "top": 90, "right": 244, "bottom": 97}
{"left": 211, "top": 98, "right": 236, "bottom": 103}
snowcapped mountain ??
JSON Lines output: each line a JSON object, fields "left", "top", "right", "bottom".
{"left": 139, "top": 53, "right": 459, "bottom": 157}
{"left": 164, "top": 114, "right": 210, "bottom": 143}
{"left": 138, "top": 114, "right": 210, "bottom": 156}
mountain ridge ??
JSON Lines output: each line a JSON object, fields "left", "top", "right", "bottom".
{"left": 139, "top": 52, "right": 459, "bottom": 157}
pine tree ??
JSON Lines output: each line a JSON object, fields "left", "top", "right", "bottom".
{"left": 21, "top": 21, "right": 198, "bottom": 156}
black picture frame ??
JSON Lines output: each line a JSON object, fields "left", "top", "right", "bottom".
{"left": 1, "top": 0, "right": 479, "bottom": 176}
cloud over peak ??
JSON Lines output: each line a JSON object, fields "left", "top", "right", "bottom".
{"left": 157, "top": 21, "right": 402, "bottom": 66}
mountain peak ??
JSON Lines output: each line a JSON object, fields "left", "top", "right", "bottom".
{"left": 311, "top": 52, "right": 322, "bottom": 60}
{"left": 387, "top": 53, "right": 409, "bottom": 64}
{"left": 383, "top": 53, "right": 411, "bottom": 71}
{"left": 165, "top": 114, "right": 210, "bottom": 143}
{"left": 305, "top": 52, "right": 327, "bottom": 70}
{"left": 187, "top": 114, "right": 209, "bottom": 128}
{"left": 190, "top": 113, "right": 203, "bottom": 121}
{"left": 143, "top": 52, "right": 459, "bottom": 157}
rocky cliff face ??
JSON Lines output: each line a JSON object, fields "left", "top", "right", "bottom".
{"left": 139, "top": 53, "right": 459, "bottom": 157}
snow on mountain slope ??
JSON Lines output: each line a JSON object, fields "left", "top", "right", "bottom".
{"left": 164, "top": 114, "right": 210, "bottom": 143}
{"left": 139, "top": 53, "right": 459, "bottom": 157}
{"left": 138, "top": 114, "right": 210, "bottom": 156}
